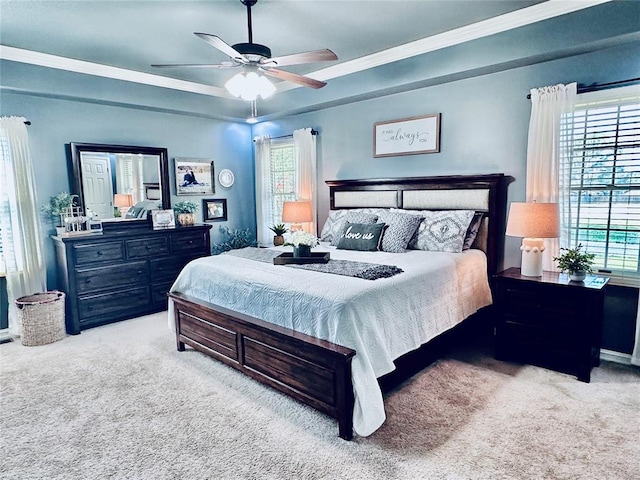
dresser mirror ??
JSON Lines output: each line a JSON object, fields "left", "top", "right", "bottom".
{"left": 69, "top": 142, "right": 171, "bottom": 222}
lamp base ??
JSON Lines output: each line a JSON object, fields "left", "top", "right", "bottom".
{"left": 520, "top": 237, "right": 545, "bottom": 277}
{"left": 289, "top": 223, "right": 303, "bottom": 232}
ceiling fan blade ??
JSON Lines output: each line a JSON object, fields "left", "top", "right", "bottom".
{"left": 194, "top": 33, "right": 249, "bottom": 63}
{"left": 263, "top": 49, "right": 338, "bottom": 67}
{"left": 151, "top": 62, "right": 237, "bottom": 69}
{"left": 262, "top": 68, "right": 327, "bottom": 89}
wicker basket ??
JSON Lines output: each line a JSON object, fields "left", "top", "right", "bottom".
{"left": 16, "top": 291, "right": 66, "bottom": 346}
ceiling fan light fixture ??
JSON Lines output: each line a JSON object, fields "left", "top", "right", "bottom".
{"left": 225, "top": 71, "right": 275, "bottom": 101}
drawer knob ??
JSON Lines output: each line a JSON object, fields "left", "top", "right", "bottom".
{"left": 146, "top": 246, "right": 152, "bottom": 250}
{"left": 188, "top": 240, "right": 193, "bottom": 244}
{"left": 85, "top": 279, "right": 92, "bottom": 284}
{"left": 96, "top": 251, "right": 103, "bottom": 256}
{"left": 137, "top": 270, "right": 144, "bottom": 274}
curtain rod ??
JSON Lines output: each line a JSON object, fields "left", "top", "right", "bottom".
{"left": 526, "top": 77, "right": 640, "bottom": 99}
{"left": 253, "top": 129, "right": 318, "bottom": 142}
{"left": 24, "top": 120, "right": 31, "bottom": 125}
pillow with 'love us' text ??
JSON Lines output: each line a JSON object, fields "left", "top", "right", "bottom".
{"left": 336, "top": 222, "right": 386, "bottom": 251}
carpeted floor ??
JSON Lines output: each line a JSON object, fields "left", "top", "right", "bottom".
{"left": 1, "top": 311, "right": 638, "bottom": 480}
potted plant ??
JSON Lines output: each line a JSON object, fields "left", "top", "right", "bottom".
{"left": 269, "top": 223, "right": 288, "bottom": 246}
{"left": 41, "top": 192, "right": 78, "bottom": 234}
{"left": 553, "top": 243, "right": 596, "bottom": 281}
{"left": 173, "top": 200, "right": 198, "bottom": 226}
{"left": 284, "top": 231, "right": 319, "bottom": 258}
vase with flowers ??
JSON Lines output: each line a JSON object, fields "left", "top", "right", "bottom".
{"left": 284, "top": 231, "right": 319, "bottom": 258}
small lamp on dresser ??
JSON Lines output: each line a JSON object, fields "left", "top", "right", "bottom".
{"left": 505, "top": 201, "right": 560, "bottom": 277}
{"left": 282, "top": 201, "right": 312, "bottom": 232}
{"left": 114, "top": 193, "right": 133, "bottom": 217}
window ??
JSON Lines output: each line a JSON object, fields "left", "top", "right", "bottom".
{"left": 0, "top": 134, "right": 12, "bottom": 275}
{"left": 561, "top": 85, "right": 640, "bottom": 279}
{"left": 268, "top": 139, "right": 297, "bottom": 225}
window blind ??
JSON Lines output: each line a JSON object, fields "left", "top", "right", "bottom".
{"left": 561, "top": 85, "right": 640, "bottom": 279}
{"left": 269, "top": 139, "right": 297, "bottom": 225}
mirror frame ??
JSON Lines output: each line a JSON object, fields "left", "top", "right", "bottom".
{"left": 69, "top": 142, "right": 171, "bottom": 222}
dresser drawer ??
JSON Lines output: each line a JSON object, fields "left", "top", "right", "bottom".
{"left": 151, "top": 281, "right": 173, "bottom": 305}
{"left": 76, "top": 261, "right": 149, "bottom": 294}
{"left": 171, "top": 231, "right": 208, "bottom": 254}
{"left": 74, "top": 241, "right": 124, "bottom": 265}
{"left": 127, "top": 236, "right": 169, "bottom": 259}
{"left": 150, "top": 255, "right": 197, "bottom": 282}
{"left": 78, "top": 286, "right": 151, "bottom": 320}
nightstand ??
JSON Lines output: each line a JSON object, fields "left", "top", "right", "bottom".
{"left": 493, "top": 267, "right": 609, "bottom": 382}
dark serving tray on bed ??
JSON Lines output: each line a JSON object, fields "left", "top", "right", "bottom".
{"left": 273, "top": 252, "right": 331, "bottom": 265}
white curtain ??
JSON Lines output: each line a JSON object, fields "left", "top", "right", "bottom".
{"left": 293, "top": 128, "right": 317, "bottom": 235}
{"left": 526, "top": 83, "right": 577, "bottom": 271}
{"left": 0, "top": 117, "right": 47, "bottom": 336}
{"left": 633, "top": 292, "right": 640, "bottom": 366}
{"left": 254, "top": 135, "right": 273, "bottom": 246}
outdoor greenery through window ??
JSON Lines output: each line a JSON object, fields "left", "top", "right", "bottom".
{"left": 269, "top": 139, "right": 297, "bottom": 225}
{"left": 561, "top": 85, "right": 640, "bottom": 279}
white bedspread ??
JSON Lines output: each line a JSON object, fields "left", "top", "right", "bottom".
{"left": 168, "top": 243, "right": 492, "bottom": 437}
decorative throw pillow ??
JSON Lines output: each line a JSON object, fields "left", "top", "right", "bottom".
{"left": 320, "top": 209, "right": 381, "bottom": 243}
{"left": 320, "top": 210, "right": 349, "bottom": 242}
{"left": 375, "top": 210, "right": 423, "bottom": 253}
{"left": 336, "top": 222, "right": 386, "bottom": 251}
{"left": 407, "top": 210, "right": 476, "bottom": 253}
{"left": 330, "top": 212, "right": 379, "bottom": 246}
{"left": 462, "top": 212, "right": 484, "bottom": 251}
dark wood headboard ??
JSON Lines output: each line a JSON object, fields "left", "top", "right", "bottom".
{"left": 325, "top": 174, "right": 514, "bottom": 276}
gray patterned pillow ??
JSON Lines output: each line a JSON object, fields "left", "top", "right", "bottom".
{"left": 376, "top": 210, "right": 423, "bottom": 253}
{"left": 406, "top": 210, "right": 476, "bottom": 253}
{"left": 330, "top": 212, "right": 379, "bottom": 246}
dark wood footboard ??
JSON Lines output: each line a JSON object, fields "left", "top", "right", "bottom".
{"left": 169, "top": 291, "right": 357, "bottom": 440}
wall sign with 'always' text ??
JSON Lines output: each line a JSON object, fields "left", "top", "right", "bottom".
{"left": 373, "top": 114, "right": 441, "bottom": 157}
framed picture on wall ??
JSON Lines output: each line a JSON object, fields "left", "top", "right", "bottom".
{"left": 373, "top": 113, "right": 441, "bottom": 157}
{"left": 203, "top": 199, "right": 227, "bottom": 222}
{"left": 175, "top": 159, "right": 215, "bottom": 195}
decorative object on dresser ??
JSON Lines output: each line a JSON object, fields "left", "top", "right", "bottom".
{"left": 151, "top": 209, "right": 176, "bottom": 230}
{"left": 282, "top": 200, "right": 312, "bottom": 232}
{"left": 173, "top": 200, "right": 198, "bottom": 226}
{"left": 373, "top": 113, "right": 441, "bottom": 157}
{"left": 269, "top": 223, "right": 288, "bottom": 246}
{"left": 553, "top": 243, "right": 596, "bottom": 282}
{"left": 175, "top": 159, "right": 214, "bottom": 195}
{"left": 493, "top": 267, "right": 609, "bottom": 382}
{"left": 505, "top": 202, "right": 560, "bottom": 277}
{"left": 40, "top": 191, "right": 78, "bottom": 235}
{"left": 203, "top": 199, "right": 228, "bottom": 222}
{"left": 53, "top": 222, "right": 211, "bottom": 334}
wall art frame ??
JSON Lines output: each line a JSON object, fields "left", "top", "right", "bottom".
{"left": 373, "top": 113, "right": 441, "bottom": 157}
{"left": 175, "top": 159, "right": 215, "bottom": 195}
{"left": 203, "top": 198, "right": 228, "bottom": 222}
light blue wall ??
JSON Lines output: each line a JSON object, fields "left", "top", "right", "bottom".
{"left": 254, "top": 42, "right": 640, "bottom": 271}
{"left": 0, "top": 93, "right": 255, "bottom": 288}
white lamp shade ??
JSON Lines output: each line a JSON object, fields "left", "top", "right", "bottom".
{"left": 282, "top": 201, "right": 313, "bottom": 224}
{"left": 506, "top": 202, "right": 560, "bottom": 238}
{"left": 225, "top": 71, "right": 275, "bottom": 101}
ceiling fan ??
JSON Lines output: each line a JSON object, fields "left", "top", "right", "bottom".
{"left": 152, "top": 0, "right": 338, "bottom": 97}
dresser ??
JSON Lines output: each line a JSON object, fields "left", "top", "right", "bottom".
{"left": 493, "top": 267, "right": 609, "bottom": 382}
{"left": 53, "top": 222, "right": 212, "bottom": 334}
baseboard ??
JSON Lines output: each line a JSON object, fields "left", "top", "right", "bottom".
{"left": 600, "top": 349, "right": 632, "bottom": 365}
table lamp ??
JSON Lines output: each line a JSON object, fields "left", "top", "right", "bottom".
{"left": 282, "top": 201, "right": 312, "bottom": 232}
{"left": 114, "top": 193, "right": 133, "bottom": 217}
{"left": 506, "top": 202, "right": 560, "bottom": 277}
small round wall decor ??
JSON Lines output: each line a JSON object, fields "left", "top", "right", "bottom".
{"left": 218, "top": 169, "right": 235, "bottom": 188}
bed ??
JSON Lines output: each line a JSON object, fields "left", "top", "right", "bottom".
{"left": 168, "top": 174, "right": 512, "bottom": 440}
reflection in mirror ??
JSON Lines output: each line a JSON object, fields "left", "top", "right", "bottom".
{"left": 69, "top": 143, "right": 170, "bottom": 222}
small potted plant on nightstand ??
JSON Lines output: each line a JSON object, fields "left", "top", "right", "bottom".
{"left": 269, "top": 223, "right": 288, "bottom": 246}
{"left": 173, "top": 201, "right": 198, "bottom": 226}
{"left": 553, "top": 243, "right": 596, "bottom": 281}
